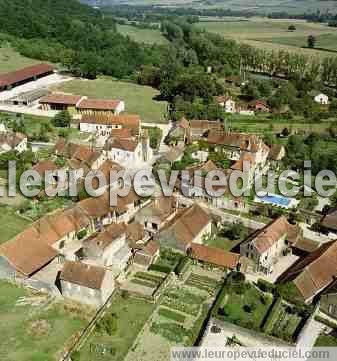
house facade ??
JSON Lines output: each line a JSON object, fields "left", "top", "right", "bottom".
{"left": 240, "top": 216, "right": 296, "bottom": 274}
{"left": 60, "top": 261, "right": 114, "bottom": 307}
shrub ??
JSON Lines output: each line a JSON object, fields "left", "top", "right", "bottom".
{"left": 148, "top": 264, "right": 171, "bottom": 274}
{"left": 96, "top": 313, "right": 117, "bottom": 336}
{"left": 257, "top": 279, "right": 276, "bottom": 293}
{"left": 71, "top": 351, "right": 81, "bottom": 361}
{"left": 174, "top": 256, "right": 191, "bottom": 276}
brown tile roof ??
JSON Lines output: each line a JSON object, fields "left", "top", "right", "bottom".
{"left": 80, "top": 113, "right": 140, "bottom": 130}
{"left": 84, "top": 223, "right": 127, "bottom": 250}
{"left": 321, "top": 209, "right": 337, "bottom": 231}
{"left": 248, "top": 216, "right": 294, "bottom": 254}
{"left": 105, "top": 137, "right": 139, "bottom": 152}
{"left": 126, "top": 223, "right": 145, "bottom": 245}
{"left": 160, "top": 204, "right": 211, "bottom": 247}
{"left": 292, "top": 238, "right": 320, "bottom": 253}
{"left": 39, "top": 93, "right": 83, "bottom": 105}
{"left": 141, "top": 240, "right": 159, "bottom": 256}
{"left": 77, "top": 98, "right": 122, "bottom": 110}
{"left": 207, "top": 131, "right": 263, "bottom": 151}
{"left": 189, "top": 120, "right": 222, "bottom": 131}
{"left": 60, "top": 261, "right": 107, "bottom": 290}
{"left": 190, "top": 243, "right": 240, "bottom": 269}
{"left": 279, "top": 240, "right": 337, "bottom": 302}
{"left": 32, "top": 160, "right": 58, "bottom": 177}
{"left": 138, "top": 196, "right": 176, "bottom": 221}
{"left": 0, "top": 228, "right": 58, "bottom": 276}
{"left": 0, "top": 63, "right": 54, "bottom": 87}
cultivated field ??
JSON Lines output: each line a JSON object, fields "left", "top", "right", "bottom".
{"left": 54, "top": 77, "right": 168, "bottom": 123}
{"left": 107, "top": 0, "right": 337, "bottom": 14}
{"left": 0, "top": 47, "right": 40, "bottom": 74}
{"left": 196, "top": 18, "right": 337, "bottom": 57}
{"left": 117, "top": 24, "right": 168, "bottom": 45}
{"left": 0, "top": 281, "right": 89, "bottom": 361}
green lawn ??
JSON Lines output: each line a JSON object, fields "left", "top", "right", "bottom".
{"left": 315, "top": 333, "right": 337, "bottom": 347}
{"left": 79, "top": 294, "right": 155, "bottom": 361}
{"left": 219, "top": 283, "right": 273, "bottom": 330}
{"left": 54, "top": 77, "right": 168, "bottom": 123}
{"left": 205, "top": 236, "right": 242, "bottom": 251}
{"left": 117, "top": 24, "right": 168, "bottom": 45}
{"left": 0, "top": 205, "right": 31, "bottom": 244}
{"left": 0, "top": 281, "right": 88, "bottom": 361}
{"left": 0, "top": 47, "right": 40, "bottom": 74}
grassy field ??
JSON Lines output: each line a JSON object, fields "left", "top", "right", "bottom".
{"left": 196, "top": 18, "right": 337, "bottom": 57}
{"left": 80, "top": 294, "right": 155, "bottom": 361}
{"left": 54, "top": 77, "right": 168, "bottom": 123}
{"left": 0, "top": 281, "right": 88, "bottom": 361}
{"left": 117, "top": 24, "right": 168, "bottom": 45}
{"left": 0, "top": 47, "right": 40, "bottom": 74}
{"left": 0, "top": 205, "right": 31, "bottom": 245}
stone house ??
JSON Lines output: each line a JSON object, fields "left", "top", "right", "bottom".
{"left": 82, "top": 223, "right": 132, "bottom": 271}
{"left": 135, "top": 196, "right": 177, "bottom": 235}
{"left": 215, "top": 96, "right": 236, "bottom": 113}
{"left": 60, "top": 260, "right": 114, "bottom": 307}
{"left": 320, "top": 280, "right": 337, "bottom": 319}
{"left": 240, "top": 216, "right": 297, "bottom": 274}
{"left": 133, "top": 240, "right": 160, "bottom": 269}
{"left": 156, "top": 204, "right": 212, "bottom": 252}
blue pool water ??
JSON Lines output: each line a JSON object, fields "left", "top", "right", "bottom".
{"left": 258, "top": 194, "right": 291, "bottom": 207}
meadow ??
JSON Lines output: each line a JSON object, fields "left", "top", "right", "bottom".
{"left": 117, "top": 24, "right": 168, "bottom": 45}
{"left": 0, "top": 47, "right": 40, "bottom": 74}
{"left": 55, "top": 77, "right": 168, "bottom": 123}
{"left": 196, "top": 18, "right": 337, "bottom": 57}
{"left": 0, "top": 281, "right": 89, "bottom": 361}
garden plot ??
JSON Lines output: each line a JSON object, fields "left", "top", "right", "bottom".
{"left": 124, "top": 279, "right": 218, "bottom": 361}
{"left": 263, "top": 298, "right": 305, "bottom": 342}
{"left": 185, "top": 273, "right": 220, "bottom": 294}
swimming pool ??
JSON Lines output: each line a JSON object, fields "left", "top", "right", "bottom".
{"left": 255, "top": 193, "right": 295, "bottom": 208}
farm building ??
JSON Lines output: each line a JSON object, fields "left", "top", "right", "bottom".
{"left": 7, "top": 88, "right": 49, "bottom": 106}
{"left": 39, "top": 93, "right": 85, "bottom": 113}
{"left": 0, "top": 63, "right": 54, "bottom": 91}
{"left": 76, "top": 98, "right": 125, "bottom": 116}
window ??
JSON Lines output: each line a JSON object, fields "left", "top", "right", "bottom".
{"left": 59, "top": 240, "right": 65, "bottom": 249}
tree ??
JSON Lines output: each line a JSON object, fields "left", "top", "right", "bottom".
{"left": 307, "top": 35, "right": 316, "bottom": 49}
{"left": 52, "top": 110, "right": 71, "bottom": 128}
{"left": 288, "top": 25, "right": 296, "bottom": 32}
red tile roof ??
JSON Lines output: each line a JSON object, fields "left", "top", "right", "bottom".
{"left": 0, "top": 63, "right": 54, "bottom": 87}
{"left": 80, "top": 113, "right": 140, "bottom": 129}
{"left": 77, "top": 98, "right": 122, "bottom": 110}
{"left": 39, "top": 93, "right": 83, "bottom": 105}
{"left": 32, "top": 160, "right": 58, "bottom": 177}
{"left": 190, "top": 243, "right": 240, "bottom": 269}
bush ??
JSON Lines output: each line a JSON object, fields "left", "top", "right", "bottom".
{"left": 71, "top": 351, "right": 81, "bottom": 361}
{"left": 257, "top": 279, "right": 276, "bottom": 293}
{"left": 96, "top": 313, "right": 117, "bottom": 336}
{"left": 148, "top": 264, "right": 171, "bottom": 274}
{"left": 174, "top": 256, "right": 191, "bottom": 276}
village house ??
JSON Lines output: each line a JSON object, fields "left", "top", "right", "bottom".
{"left": 39, "top": 93, "right": 85, "bottom": 113}
{"left": 135, "top": 196, "right": 177, "bottom": 235}
{"left": 60, "top": 260, "right": 114, "bottom": 307}
{"left": 268, "top": 144, "right": 286, "bottom": 167}
{"left": 133, "top": 240, "right": 160, "bottom": 269}
{"left": 54, "top": 138, "right": 106, "bottom": 176}
{"left": 82, "top": 223, "right": 132, "bottom": 271}
{"left": 215, "top": 96, "right": 236, "bottom": 113}
{"left": 314, "top": 93, "right": 329, "bottom": 105}
{"left": 103, "top": 137, "right": 143, "bottom": 166}
{"left": 249, "top": 100, "right": 270, "bottom": 113}
{"left": 278, "top": 240, "right": 337, "bottom": 304}
{"left": 156, "top": 204, "right": 212, "bottom": 252}
{"left": 207, "top": 131, "right": 270, "bottom": 174}
{"left": 0, "top": 131, "right": 27, "bottom": 154}
{"left": 189, "top": 120, "right": 223, "bottom": 140}
{"left": 188, "top": 243, "right": 240, "bottom": 271}
{"left": 167, "top": 117, "right": 191, "bottom": 146}
{"left": 320, "top": 208, "right": 337, "bottom": 235}
{"left": 79, "top": 114, "right": 140, "bottom": 137}
{"left": 240, "top": 216, "right": 299, "bottom": 274}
